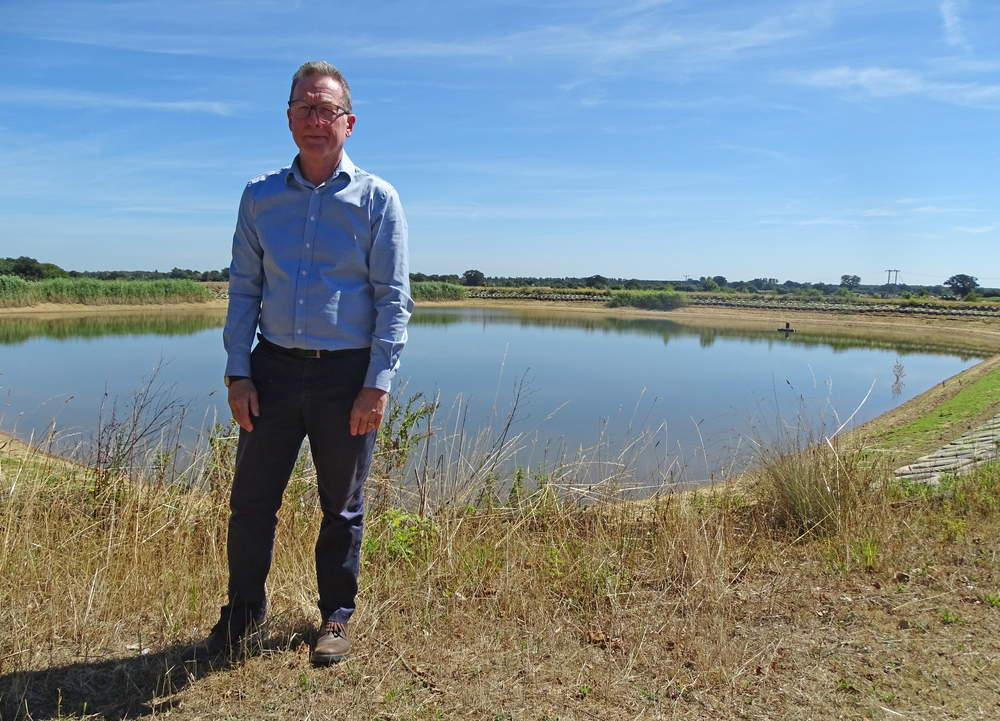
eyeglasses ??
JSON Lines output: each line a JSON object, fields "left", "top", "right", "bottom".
{"left": 287, "top": 100, "right": 349, "bottom": 122}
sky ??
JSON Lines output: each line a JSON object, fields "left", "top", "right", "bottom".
{"left": 1, "top": 0, "right": 999, "bottom": 286}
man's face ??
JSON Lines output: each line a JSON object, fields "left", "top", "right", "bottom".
{"left": 287, "top": 75, "right": 356, "bottom": 171}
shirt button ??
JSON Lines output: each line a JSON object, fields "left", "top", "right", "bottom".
{"left": 305, "top": 243, "right": 310, "bottom": 248}
{"left": 310, "top": 216, "right": 315, "bottom": 221}
{"left": 299, "top": 299, "right": 304, "bottom": 304}
{"left": 301, "top": 270, "right": 307, "bottom": 276}
{"left": 297, "top": 329, "right": 303, "bottom": 334}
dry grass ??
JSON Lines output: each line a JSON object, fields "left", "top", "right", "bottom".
{"left": 3, "top": 398, "right": 1000, "bottom": 720}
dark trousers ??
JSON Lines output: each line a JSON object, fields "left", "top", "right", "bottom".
{"left": 221, "top": 341, "right": 376, "bottom": 629}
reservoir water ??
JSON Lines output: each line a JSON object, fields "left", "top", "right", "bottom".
{"left": 0, "top": 306, "right": 985, "bottom": 485}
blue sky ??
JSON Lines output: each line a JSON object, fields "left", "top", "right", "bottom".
{"left": 1, "top": 0, "right": 999, "bottom": 286}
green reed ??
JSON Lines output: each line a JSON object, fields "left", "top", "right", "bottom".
{"left": 0, "top": 277, "right": 211, "bottom": 308}
{"left": 411, "top": 281, "right": 467, "bottom": 301}
{"left": 605, "top": 289, "right": 688, "bottom": 311}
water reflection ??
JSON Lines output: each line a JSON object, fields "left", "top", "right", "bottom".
{"left": 411, "top": 308, "right": 985, "bottom": 359}
{"left": 0, "top": 312, "right": 224, "bottom": 346}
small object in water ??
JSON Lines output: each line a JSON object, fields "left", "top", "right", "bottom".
{"left": 777, "top": 321, "right": 796, "bottom": 333}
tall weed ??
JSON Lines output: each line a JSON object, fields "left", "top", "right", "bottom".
{"left": 748, "top": 439, "right": 890, "bottom": 539}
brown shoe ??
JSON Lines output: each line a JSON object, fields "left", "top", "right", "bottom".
{"left": 181, "top": 620, "right": 267, "bottom": 663}
{"left": 312, "top": 620, "right": 350, "bottom": 665}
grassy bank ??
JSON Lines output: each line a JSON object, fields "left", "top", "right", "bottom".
{"left": 877, "top": 367, "right": 1000, "bottom": 457}
{"left": 0, "top": 277, "right": 211, "bottom": 308}
{"left": 847, "top": 354, "right": 1000, "bottom": 464}
{"left": 3, "top": 382, "right": 1000, "bottom": 719}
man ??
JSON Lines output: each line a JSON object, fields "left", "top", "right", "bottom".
{"left": 183, "top": 61, "right": 412, "bottom": 666}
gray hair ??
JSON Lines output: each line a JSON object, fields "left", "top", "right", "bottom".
{"left": 289, "top": 61, "right": 352, "bottom": 113}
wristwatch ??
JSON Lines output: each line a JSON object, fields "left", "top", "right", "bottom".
{"left": 224, "top": 376, "right": 249, "bottom": 387}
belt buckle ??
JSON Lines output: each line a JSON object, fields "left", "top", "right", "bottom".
{"left": 307, "top": 349, "right": 322, "bottom": 359}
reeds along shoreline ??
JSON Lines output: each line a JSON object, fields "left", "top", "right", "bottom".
{"left": 0, "top": 277, "right": 211, "bottom": 308}
{"left": 2, "top": 381, "right": 1000, "bottom": 719}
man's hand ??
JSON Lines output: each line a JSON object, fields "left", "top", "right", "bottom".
{"left": 350, "top": 387, "right": 387, "bottom": 436}
{"left": 228, "top": 378, "right": 260, "bottom": 432}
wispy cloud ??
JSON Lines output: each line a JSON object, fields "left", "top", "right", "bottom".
{"left": 110, "top": 204, "right": 232, "bottom": 214}
{"left": 714, "top": 142, "right": 792, "bottom": 162}
{"left": 796, "top": 217, "right": 856, "bottom": 226}
{"left": 4, "top": 1, "right": 833, "bottom": 71}
{"left": 350, "top": 3, "right": 833, "bottom": 67}
{"left": 795, "top": 66, "right": 1000, "bottom": 109}
{"left": 941, "top": 0, "right": 969, "bottom": 49}
{"left": 956, "top": 225, "right": 995, "bottom": 234}
{"left": 860, "top": 201, "right": 980, "bottom": 217}
{"left": 0, "top": 85, "right": 236, "bottom": 115}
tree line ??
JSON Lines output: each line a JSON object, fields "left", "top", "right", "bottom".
{"left": 412, "top": 270, "right": 996, "bottom": 300}
{"left": 0, "top": 257, "right": 229, "bottom": 282}
{"left": 2, "top": 257, "right": 991, "bottom": 300}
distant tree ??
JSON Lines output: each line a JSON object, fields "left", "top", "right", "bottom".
{"left": 711, "top": 275, "right": 728, "bottom": 287}
{"left": 750, "top": 277, "right": 778, "bottom": 291}
{"left": 701, "top": 278, "right": 720, "bottom": 292}
{"left": 624, "top": 278, "right": 642, "bottom": 290}
{"left": 944, "top": 274, "right": 979, "bottom": 299}
{"left": 0, "top": 257, "right": 14, "bottom": 276}
{"left": 840, "top": 274, "right": 861, "bottom": 290}
{"left": 41, "top": 262, "right": 69, "bottom": 279}
{"left": 11, "top": 256, "right": 46, "bottom": 281}
{"left": 585, "top": 274, "right": 608, "bottom": 289}
{"left": 794, "top": 287, "right": 823, "bottom": 299}
{"left": 462, "top": 269, "right": 485, "bottom": 286}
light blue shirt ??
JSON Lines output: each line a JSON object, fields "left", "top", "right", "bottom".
{"left": 224, "top": 153, "right": 413, "bottom": 391}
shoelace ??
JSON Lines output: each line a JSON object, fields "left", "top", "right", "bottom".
{"left": 322, "top": 621, "right": 346, "bottom": 637}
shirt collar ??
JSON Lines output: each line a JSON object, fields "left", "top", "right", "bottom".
{"left": 287, "top": 153, "right": 356, "bottom": 189}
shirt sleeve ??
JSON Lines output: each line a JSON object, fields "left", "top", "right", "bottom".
{"left": 223, "top": 183, "right": 264, "bottom": 378}
{"left": 365, "top": 185, "right": 413, "bottom": 391}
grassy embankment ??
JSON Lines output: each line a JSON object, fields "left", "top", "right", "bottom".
{"left": 849, "top": 354, "right": 1000, "bottom": 465}
{"left": 3, "top": 356, "right": 1000, "bottom": 719}
{"left": 412, "top": 282, "right": 688, "bottom": 310}
{"left": 0, "top": 276, "right": 210, "bottom": 308}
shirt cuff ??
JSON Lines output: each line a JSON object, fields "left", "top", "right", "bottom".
{"left": 365, "top": 365, "right": 394, "bottom": 393}
{"left": 225, "top": 353, "right": 253, "bottom": 378}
